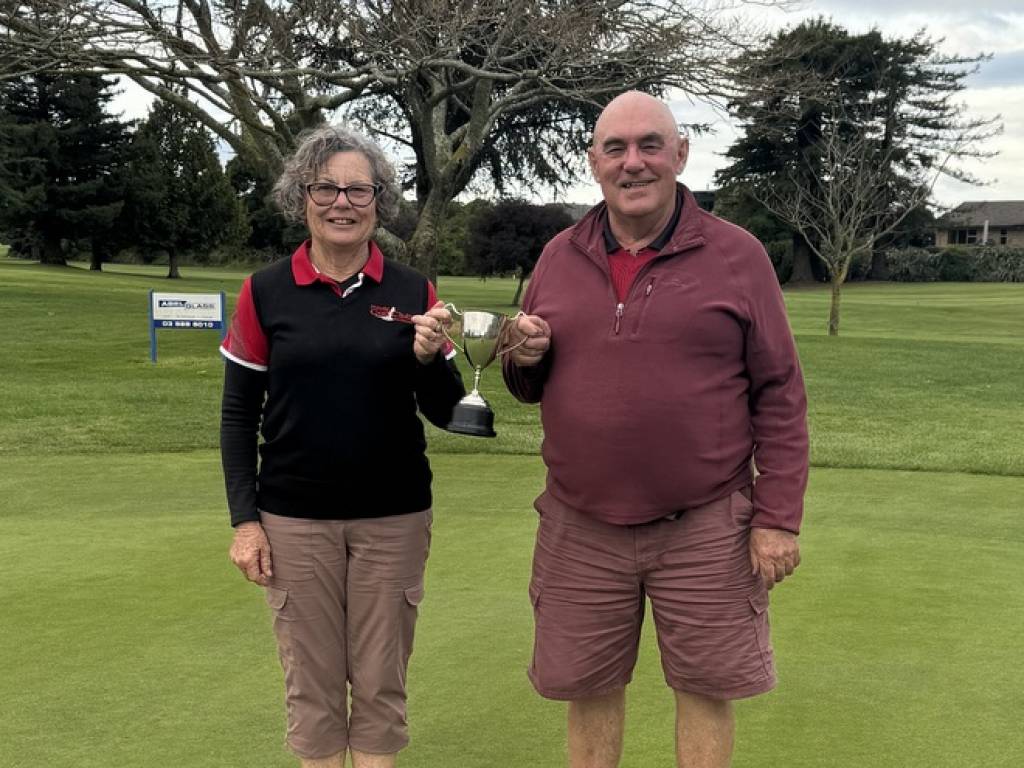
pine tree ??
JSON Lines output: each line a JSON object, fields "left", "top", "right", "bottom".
{"left": 0, "top": 74, "right": 130, "bottom": 266}
{"left": 226, "top": 152, "right": 299, "bottom": 255}
{"left": 121, "top": 101, "right": 248, "bottom": 278}
{"left": 715, "top": 20, "right": 999, "bottom": 334}
{"left": 716, "top": 21, "right": 995, "bottom": 286}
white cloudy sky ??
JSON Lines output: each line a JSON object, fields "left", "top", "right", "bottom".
{"left": 556, "top": 0, "right": 1024, "bottom": 209}
{"left": 112, "top": 1, "right": 1021, "bottom": 210}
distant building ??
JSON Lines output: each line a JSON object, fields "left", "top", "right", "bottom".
{"left": 692, "top": 190, "right": 716, "bottom": 212}
{"left": 560, "top": 202, "right": 594, "bottom": 222}
{"left": 934, "top": 201, "right": 1024, "bottom": 247}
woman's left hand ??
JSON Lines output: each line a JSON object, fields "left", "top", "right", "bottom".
{"left": 412, "top": 301, "right": 452, "bottom": 365}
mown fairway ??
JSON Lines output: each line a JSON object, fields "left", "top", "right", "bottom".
{"left": 1, "top": 259, "right": 1022, "bottom": 767}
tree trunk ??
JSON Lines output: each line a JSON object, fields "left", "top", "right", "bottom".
{"left": 89, "top": 247, "right": 103, "bottom": 271}
{"left": 40, "top": 231, "right": 66, "bottom": 266}
{"left": 868, "top": 248, "right": 889, "bottom": 280}
{"left": 828, "top": 277, "right": 842, "bottom": 336}
{"left": 373, "top": 228, "right": 409, "bottom": 264}
{"left": 513, "top": 270, "right": 526, "bottom": 306}
{"left": 790, "top": 233, "right": 816, "bottom": 282}
{"left": 407, "top": 191, "right": 450, "bottom": 283}
{"left": 166, "top": 251, "right": 181, "bottom": 279}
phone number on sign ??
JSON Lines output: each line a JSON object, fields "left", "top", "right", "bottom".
{"left": 158, "top": 320, "right": 219, "bottom": 328}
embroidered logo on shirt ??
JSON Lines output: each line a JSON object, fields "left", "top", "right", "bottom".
{"left": 370, "top": 304, "right": 416, "bottom": 324}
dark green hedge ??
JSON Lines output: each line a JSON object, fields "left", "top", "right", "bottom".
{"left": 886, "top": 246, "right": 1024, "bottom": 282}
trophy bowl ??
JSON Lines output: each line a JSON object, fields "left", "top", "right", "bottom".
{"left": 442, "top": 307, "right": 522, "bottom": 438}
{"left": 459, "top": 311, "right": 506, "bottom": 372}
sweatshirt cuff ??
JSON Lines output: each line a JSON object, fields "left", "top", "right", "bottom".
{"left": 750, "top": 481, "right": 804, "bottom": 534}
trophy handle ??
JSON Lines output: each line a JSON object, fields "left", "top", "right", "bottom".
{"left": 440, "top": 302, "right": 467, "bottom": 355}
{"left": 494, "top": 311, "right": 529, "bottom": 357}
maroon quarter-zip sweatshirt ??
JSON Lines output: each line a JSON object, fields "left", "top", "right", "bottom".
{"left": 503, "top": 185, "right": 809, "bottom": 533}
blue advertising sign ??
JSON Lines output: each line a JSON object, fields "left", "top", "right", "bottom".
{"left": 149, "top": 291, "right": 226, "bottom": 362}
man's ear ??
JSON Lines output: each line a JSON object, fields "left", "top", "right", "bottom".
{"left": 587, "top": 147, "right": 599, "bottom": 180}
{"left": 675, "top": 137, "right": 689, "bottom": 175}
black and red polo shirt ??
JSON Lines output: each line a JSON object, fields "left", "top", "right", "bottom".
{"left": 219, "top": 241, "right": 465, "bottom": 526}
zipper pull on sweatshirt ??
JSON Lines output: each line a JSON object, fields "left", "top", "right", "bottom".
{"left": 614, "top": 302, "right": 624, "bottom": 334}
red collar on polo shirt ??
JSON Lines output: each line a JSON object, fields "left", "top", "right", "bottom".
{"left": 291, "top": 239, "right": 385, "bottom": 297}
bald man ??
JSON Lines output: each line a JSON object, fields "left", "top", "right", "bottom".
{"left": 502, "top": 92, "right": 809, "bottom": 767}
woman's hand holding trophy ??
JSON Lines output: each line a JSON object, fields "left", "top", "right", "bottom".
{"left": 411, "top": 301, "right": 454, "bottom": 365}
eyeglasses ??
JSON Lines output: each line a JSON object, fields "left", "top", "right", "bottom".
{"left": 305, "top": 182, "right": 381, "bottom": 208}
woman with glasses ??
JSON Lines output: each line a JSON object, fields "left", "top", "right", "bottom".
{"left": 219, "top": 124, "right": 464, "bottom": 768}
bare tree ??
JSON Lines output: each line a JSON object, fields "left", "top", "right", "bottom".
{"left": 0, "top": 0, "right": 773, "bottom": 278}
{"left": 754, "top": 107, "right": 970, "bottom": 335}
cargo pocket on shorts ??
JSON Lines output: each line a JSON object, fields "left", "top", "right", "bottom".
{"left": 528, "top": 581, "right": 542, "bottom": 610}
{"left": 747, "top": 589, "right": 774, "bottom": 679}
{"left": 404, "top": 582, "right": 424, "bottom": 607}
{"left": 729, "top": 488, "right": 755, "bottom": 528}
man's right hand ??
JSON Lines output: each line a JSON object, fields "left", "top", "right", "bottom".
{"left": 230, "top": 521, "right": 273, "bottom": 586}
{"left": 507, "top": 313, "right": 551, "bottom": 367}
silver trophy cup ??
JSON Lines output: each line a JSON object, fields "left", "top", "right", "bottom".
{"left": 442, "top": 306, "right": 523, "bottom": 437}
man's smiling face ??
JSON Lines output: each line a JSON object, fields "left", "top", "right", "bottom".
{"left": 588, "top": 93, "right": 688, "bottom": 225}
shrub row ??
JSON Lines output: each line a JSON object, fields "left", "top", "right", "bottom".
{"left": 886, "top": 246, "right": 1024, "bottom": 282}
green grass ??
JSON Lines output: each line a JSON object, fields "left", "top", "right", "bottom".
{"left": 2, "top": 263, "right": 1022, "bottom": 474}
{"left": 1, "top": 259, "right": 1022, "bottom": 766}
{"left": 3, "top": 260, "right": 1014, "bottom": 470}
{"left": 1, "top": 453, "right": 1020, "bottom": 767}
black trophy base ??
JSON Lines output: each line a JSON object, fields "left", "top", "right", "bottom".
{"left": 446, "top": 399, "right": 497, "bottom": 438}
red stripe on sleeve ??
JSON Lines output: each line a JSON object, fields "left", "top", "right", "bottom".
{"left": 221, "top": 277, "right": 269, "bottom": 369}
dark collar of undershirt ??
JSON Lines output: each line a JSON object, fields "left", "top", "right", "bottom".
{"left": 602, "top": 187, "right": 684, "bottom": 255}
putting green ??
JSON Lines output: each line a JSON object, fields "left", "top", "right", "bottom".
{"left": 1, "top": 452, "right": 1020, "bottom": 767}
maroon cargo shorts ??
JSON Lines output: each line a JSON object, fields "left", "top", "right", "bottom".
{"left": 528, "top": 488, "right": 775, "bottom": 701}
{"left": 261, "top": 509, "right": 432, "bottom": 759}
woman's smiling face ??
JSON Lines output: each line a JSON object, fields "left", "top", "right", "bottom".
{"left": 305, "top": 151, "right": 378, "bottom": 254}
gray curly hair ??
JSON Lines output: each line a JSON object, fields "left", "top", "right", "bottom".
{"left": 273, "top": 124, "right": 401, "bottom": 227}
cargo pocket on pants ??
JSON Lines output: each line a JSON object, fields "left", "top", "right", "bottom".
{"left": 264, "top": 585, "right": 295, "bottom": 665}
{"left": 265, "top": 585, "right": 288, "bottom": 612}
{"left": 397, "top": 581, "right": 425, "bottom": 670}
